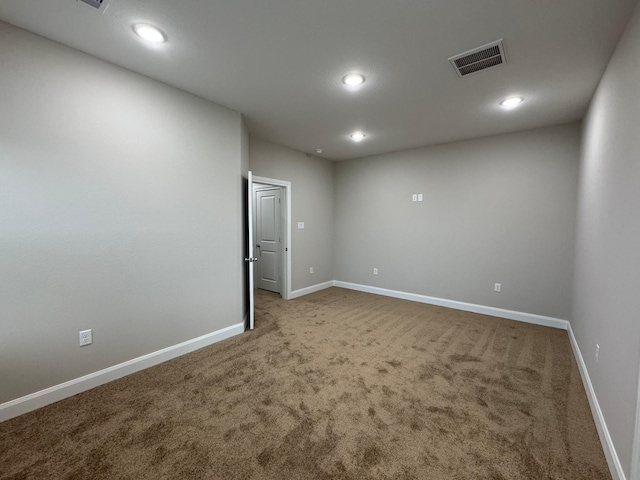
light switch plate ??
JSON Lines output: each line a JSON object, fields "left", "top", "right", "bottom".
{"left": 298, "top": 222, "right": 305, "bottom": 229}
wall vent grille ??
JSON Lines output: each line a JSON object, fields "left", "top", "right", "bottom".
{"left": 448, "top": 39, "right": 507, "bottom": 78}
{"left": 77, "top": 0, "right": 110, "bottom": 12}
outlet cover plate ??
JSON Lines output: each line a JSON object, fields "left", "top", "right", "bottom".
{"left": 79, "top": 329, "right": 92, "bottom": 346}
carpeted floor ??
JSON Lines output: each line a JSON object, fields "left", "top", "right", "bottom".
{"left": 0, "top": 288, "right": 611, "bottom": 479}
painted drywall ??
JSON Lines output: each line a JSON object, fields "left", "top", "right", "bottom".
{"left": 249, "top": 138, "right": 334, "bottom": 291}
{"left": 0, "top": 22, "right": 244, "bottom": 404}
{"left": 335, "top": 123, "right": 581, "bottom": 320}
{"left": 572, "top": 4, "right": 640, "bottom": 477}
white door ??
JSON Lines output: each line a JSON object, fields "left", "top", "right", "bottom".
{"left": 254, "top": 187, "right": 282, "bottom": 294}
{"left": 244, "top": 171, "right": 256, "bottom": 330}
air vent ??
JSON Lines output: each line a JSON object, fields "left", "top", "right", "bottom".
{"left": 448, "top": 39, "right": 507, "bottom": 78}
{"left": 77, "top": 0, "right": 110, "bottom": 12}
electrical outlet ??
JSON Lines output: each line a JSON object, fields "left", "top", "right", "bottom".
{"left": 373, "top": 268, "right": 378, "bottom": 275}
{"left": 310, "top": 267, "right": 314, "bottom": 274}
{"left": 412, "top": 194, "right": 417, "bottom": 202}
{"left": 79, "top": 329, "right": 92, "bottom": 346}
{"left": 494, "top": 283, "right": 502, "bottom": 293}
{"left": 596, "top": 344, "right": 600, "bottom": 363}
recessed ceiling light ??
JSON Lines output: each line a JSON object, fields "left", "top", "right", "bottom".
{"left": 315, "top": 149, "right": 323, "bottom": 154}
{"left": 342, "top": 73, "right": 366, "bottom": 87}
{"left": 500, "top": 96, "right": 524, "bottom": 110}
{"left": 133, "top": 23, "right": 167, "bottom": 43}
{"left": 350, "top": 131, "right": 366, "bottom": 142}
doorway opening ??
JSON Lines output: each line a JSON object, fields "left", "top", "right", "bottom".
{"left": 252, "top": 175, "right": 291, "bottom": 300}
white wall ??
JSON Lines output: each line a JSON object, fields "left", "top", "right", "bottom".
{"left": 335, "top": 123, "right": 581, "bottom": 320}
{"left": 249, "top": 138, "right": 334, "bottom": 291}
{"left": 0, "top": 22, "right": 244, "bottom": 404}
{"left": 572, "top": 4, "right": 640, "bottom": 477}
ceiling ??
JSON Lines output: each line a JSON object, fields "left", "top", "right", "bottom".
{"left": 0, "top": 0, "right": 637, "bottom": 160}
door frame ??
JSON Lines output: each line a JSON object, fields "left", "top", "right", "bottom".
{"left": 252, "top": 175, "right": 291, "bottom": 300}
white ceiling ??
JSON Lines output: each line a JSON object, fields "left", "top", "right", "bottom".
{"left": 0, "top": 0, "right": 637, "bottom": 160}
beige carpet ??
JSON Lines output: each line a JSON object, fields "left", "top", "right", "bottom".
{"left": 0, "top": 287, "right": 610, "bottom": 479}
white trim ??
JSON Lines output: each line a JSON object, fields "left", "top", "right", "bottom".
{"left": 252, "top": 175, "right": 292, "bottom": 300}
{"left": 0, "top": 322, "right": 244, "bottom": 423}
{"left": 289, "top": 281, "right": 334, "bottom": 299}
{"left": 333, "top": 281, "right": 568, "bottom": 330}
{"left": 567, "top": 323, "right": 626, "bottom": 480}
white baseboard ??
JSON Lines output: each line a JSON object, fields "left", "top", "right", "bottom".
{"left": 289, "top": 281, "right": 334, "bottom": 299}
{"left": 0, "top": 322, "right": 245, "bottom": 423}
{"left": 333, "top": 281, "right": 569, "bottom": 330}
{"left": 567, "top": 324, "right": 625, "bottom": 480}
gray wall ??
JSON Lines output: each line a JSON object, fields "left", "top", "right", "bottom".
{"left": 0, "top": 22, "right": 244, "bottom": 404}
{"left": 335, "top": 124, "right": 581, "bottom": 319}
{"left": 249, "top": 138, "right": 334, "bottom": 291}
{"left": 572, "top": 4, "right": 640, "bottom": 477}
